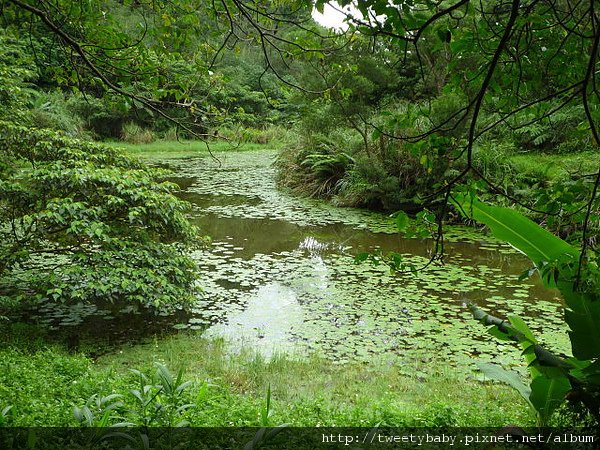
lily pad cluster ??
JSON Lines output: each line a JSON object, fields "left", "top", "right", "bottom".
{"left": 17, "top": 150, "right": 569, "bottom": 372}
{"left": 163, "top": 151, "right": 569, "bottom": 373}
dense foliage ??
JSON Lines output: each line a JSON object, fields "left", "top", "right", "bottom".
{"left": 0, "top": 122, "right": 200, "bottom": 308}
{"left": 0, "top": 28, "right": 200, "bottom": 309}
{"left": 454, "top": 194, "right": 600, "bottom": 425}
{"left": 1, "top": 0, "right": 598, "bottom": 430}
{"left": 278, "top": 0, "right": 599, "bottom": 217}
{"left": 0, "top": 1, "right": 295, "bottom": 141}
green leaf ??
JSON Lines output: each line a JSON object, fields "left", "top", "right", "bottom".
{"left": 476, "top": 362, "right": 532, "bottom": 406}
{"left": 394, "top": 211, "right": 409, "bottom": 232}
{"left": 452, "top": 194, "right": 579, "bottom": 266}
{"left": 315, "top": 0, "right": 325, "bottom": 14}
{"left": 261, "top": 384, "right": 272, "bottom": 426}
{"left": 529, "top": 375, "right": 571, "bottom": 426}
{"left": 486, "top": 325, "right": 512, "bottom": 341}
{"left": 563, "top": 289, "right": 600, "bottom": 360}
{"left": 508, "top": 315, "right": 537, "bottom": 344}
{"left": 27, "top": 430, "right": 37, "bottom": 450}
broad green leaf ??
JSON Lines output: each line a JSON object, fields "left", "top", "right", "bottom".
{"left": 508, "top": 315, "right": 537, "bottom": 344}
{"left": 580, "top": 359, "right": 600, "bottom": 385}
{"left": 476, "top": 362, "right": 532, "bottom": 406}
{"left": 529, "top": 375, "right": 571, "bottom": 426}
{"left": 486, "top": 325, "right": 512, "bottom": 341}
{"left": 563, "top": 290, "right": 600, "bottom": 360}
{"left": 315, "top": 0, "right": 325, "bottom": 14}
{"left": 354, "top": 252, "right": 370, "bottom": 263}
{"left": 452, "top": 194, "right": 579, "bottom": 266}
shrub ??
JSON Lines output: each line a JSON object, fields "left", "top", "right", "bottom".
{"left": 66, "top": 94, "right": 129, "bottom": 139}
{"left": 496, "top": 101, "right": 591, "bottom": 153}
{"left": 0, "top": 122, "right": 200, "bottom": 309}
{"left": 163, "top": 126, "right": 180, "bottom": 141}
{"left": 277, "top": 130, "right": 361, "bottom": 198}
{"left": 29, "top": 90, "right": 87, "bottom": 137}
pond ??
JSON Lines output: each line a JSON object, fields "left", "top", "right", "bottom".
{"left": 167, "top": 149, "right": 569, "bottom": 371}
{"left": 18, "top": 149, "right": 569, "bottom": 372}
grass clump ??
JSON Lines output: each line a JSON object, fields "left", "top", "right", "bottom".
{"left": 218, "top": 125, "right": 296, "bottom": 146}
{"left": 121, "top": 122, "right": 156, "bottom": 144}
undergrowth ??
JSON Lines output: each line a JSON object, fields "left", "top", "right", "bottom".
{"left": 276, "top": 128, "right": 597, "bottom": 225}
{"left": 0, "top": 328, "right": 534, "bottom": 427}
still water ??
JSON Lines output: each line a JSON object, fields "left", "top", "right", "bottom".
{"left": 166, "top": 150, "right": 568, "bottom": 370}
{"left": 20, "top": 149, "right": 568, "bottom": 371}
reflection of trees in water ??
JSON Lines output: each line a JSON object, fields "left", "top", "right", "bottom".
{"left": 10, "top": 299, "right": 191, "bottom": 357}
{"left": 193, "top": 210, "right": 526, "bottom": 272}
{"left": 194, "top": 216, "right": 308, "bottom": 255}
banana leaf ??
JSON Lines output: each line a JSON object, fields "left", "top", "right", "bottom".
{"left": 453, "top": 193, "right": 600, "bottom": 361}
{"left": 452, "top": 194, "right": 579, "bottom": 265}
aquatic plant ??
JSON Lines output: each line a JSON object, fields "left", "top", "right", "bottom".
{"left": 101, "top": 151, "right": 562, "bottom": 372}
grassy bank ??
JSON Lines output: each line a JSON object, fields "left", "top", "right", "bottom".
{"left": 108, "top": 139, "right": 284, "bottom": 160}
{"left": 508, "top": 150, "right": 599, "bottom": 180}
{"left": 0, "top": 328, "right": 533, "bottom": 427}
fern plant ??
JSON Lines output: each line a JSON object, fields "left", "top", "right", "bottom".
{"left": 510, "top": 102, "right": 588, "bottom": 152}
{"left": 299, "top": 151, "right": 355, "bottom": 197}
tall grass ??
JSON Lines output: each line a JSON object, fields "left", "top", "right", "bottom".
{"left": 97, "top": 333, "right": 534, "bottom": 427}
{"left": 121, "top": 122, "right": 156, "bottom": 144}
{"left": 0, "top": 326, "right": 535, "bottom": 427}
{"left": 217, "top": 125, "right": 297, "bottom": 145}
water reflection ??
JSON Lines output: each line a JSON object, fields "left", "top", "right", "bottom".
{"left": 173, "top": 150, "right": 567, "bottom": 367}
{"left": 204, "top": 282, "right": 304, "bottom": 356}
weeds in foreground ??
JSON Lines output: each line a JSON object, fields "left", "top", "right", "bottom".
{"left": 0, "top": 335, "right": 536, "bottom": 427}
